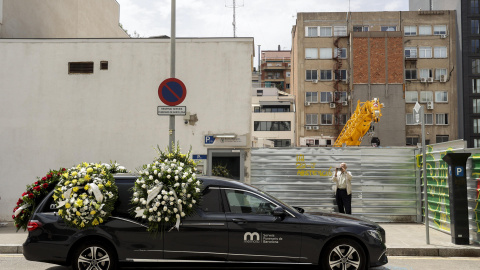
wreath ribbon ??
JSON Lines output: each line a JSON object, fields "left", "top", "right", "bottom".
{"left": 14, "top": 204, "right": 30, "bottom": 217}
{"left": 134, "top": 184, "right": 163, "bottom": 218}
{"left": 57, "top": 184, "right": 104, "bottom": 208}
{"left": 168, "top": 187, "right": 183, "bottom": 232}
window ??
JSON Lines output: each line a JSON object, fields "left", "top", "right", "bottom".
{"left": 334, "top": 91, "right": 348, "bottom": 103}
{"left": 334, "top": 26, "right": 347, "bottom": 36}
{"left": 306, "top": 26, "right": 318, "bottom": 37}
{"left": 272, "top": 139, "right": 291, "bottom": 147}
{"left": 405, "top": 47, "right": 417, "bottom": 58}
{"left": 334, "top": 48, "right": 347, "bottom": 59}
{"left": 405, "top": 69, "right": 417, "bottom": 80}
{"left": 420, "top": 91, "right": 433, "bottom": 102}
{"left": 475, "top": 139, "right": 480, "bottom": 148}
{"left": 336, "top": 114, "right": 348, "bottom": 125}
{"left": 286, "top": 72, "right": 291, "bottom": 77}
{"left": 472, "top": 20, "right": 480, "bottom": 35}
{"left": 434, "top": 47, "right": 447, "bottom": 58}
{"left": 436, "top": 113, "right": 449, "bottom": 125}
{"left": 253, "top": 106, "right": 260, "bottom": 113}
{"left": 353, "top": 25, "right": 369, "bottom": 32}
{"left": 225, "top": 189, "right": 276, "bottom": 215}
{"left": 200, "top": 188, "right": 222, "bottom": 213}
{"left": 419, "top": 25, "right": 432, "bottom": 35}
{"left": 406, "top": 113, "right": 416, "bottom": 125}
{"left": 473, "top": 59, "right": 480, "bottom": 74}
{"left": 424, "top": 114, "right": 433, "bottom": 125}
{"left": 474, "top": 118, "right": 480, "bottom": 133}
{"left": 320, "top": 92, "right": 333, "bottom": 103}
{"left": 320, "top": 70, "right": 332, "bottom": 81}
{"left": 474, "top": 98, "right": 480, "bottom": 113}
{"left": 381, "top": 26, "right": 396, "bottom": 31}
{"left": 306, "top": 92, "right": 318, "bottom": 103}
{"left": 436, "top": 135, "right": 449, "bottom": 143}
{"left": 320, "top": 48, "right": 332, "bottom": 59}
{"left": 474, "top": 79, "right": 480, "bottom": 93}
{"left": 419, "top": 69, "right": 433, "bottom": 79}
{"left": 306, "top": 70, "right": 318, "bottom": 81}
{"left": 472, "top": 39, "right": 480, "bottom": 53}
{"left": 306, "top": 114, "right": 318, "bottom": 125}
{"left": 435, "top": 91, "right": 448, "bottom": 102}
{"left": 320, "top": 26, "right": 332, "bottom": 37}
{"left": 406, "top": 137, "right": 419, "bottom": 146}
{"left": 68, "top": 62, "right": 94, "bottom": 74}
{"left": 253, "top": 121, "right": 291, "bottom": 131}
{"left": 433, "top": 25, "right": 447, "bottom": 35}
{"left": 286, "top": 83, "right": 290, "bottom": 89}
{"left": 472, "top": 0, "right": 480, "bottom": 14}
{"left": 335, "top": 70, "right": 347, "bottom": 81}
{"left": 419, "top": 47, "right": 432, "bottom": 58}
{"left": 100, "top": 61, "right": 108, "bottom": 70}
{"left": 256, "top": 90, "right": 263, "bottom": 96}
{"left": 435, "top": 69, "right": 447, "bottom": 80}
{"left": 405, "top": 91, "right": 418, "bottom": 103}
{"left": 404, "top": 26, "right": 417, "bottom": 36}
{"left": 305, "top": 48, "right": 318, "bottom": 59}
{"left": 321, "top": 114, "right": 333, "bottom": 125}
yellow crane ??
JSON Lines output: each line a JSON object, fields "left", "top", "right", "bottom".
{"left": 333, "top": 98, "right": 384, "bottom": 147}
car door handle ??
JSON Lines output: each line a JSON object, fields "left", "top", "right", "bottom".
{"left": 232, "top": 218, "right": 248, "bottom": 224}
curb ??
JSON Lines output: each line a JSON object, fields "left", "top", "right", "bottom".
{"left": 0, "top": 244, "right": 23, "bottom": 254}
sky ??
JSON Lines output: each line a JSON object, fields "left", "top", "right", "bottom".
{"left": 116, "top": 0, "right": 409, "bottom": 66}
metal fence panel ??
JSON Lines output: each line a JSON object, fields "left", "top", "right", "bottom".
{"left": 250, "top": 147, "right": 417, "bottom": 222}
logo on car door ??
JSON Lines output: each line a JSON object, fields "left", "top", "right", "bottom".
{"left": 244, "top": 232, "right": 260, "bottom": 243}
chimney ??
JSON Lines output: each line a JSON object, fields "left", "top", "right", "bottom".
{"left": 278, "top": 45, "right": 281, "bottom": 51}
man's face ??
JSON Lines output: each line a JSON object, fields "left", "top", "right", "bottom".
{"left": 340, "top": 164, "right": 347, "bottom": 170}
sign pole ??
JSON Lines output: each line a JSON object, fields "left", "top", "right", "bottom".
{"left": 169, "top": 0, "right": 176, "bottom": 152}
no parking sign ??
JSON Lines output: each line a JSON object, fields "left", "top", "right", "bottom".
{"left": 158, "top": 78, "right": 187, "bottom": 106}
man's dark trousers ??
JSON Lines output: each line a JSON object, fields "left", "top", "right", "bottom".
{"left": 336, "top": 188, "right": 352, "bottom": 214}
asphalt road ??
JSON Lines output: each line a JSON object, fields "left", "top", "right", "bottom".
{"left": 1, "top": 254, "right": 480, "bottom": 270}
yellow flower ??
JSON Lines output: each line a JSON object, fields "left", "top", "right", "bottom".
{"left": 81, "top": 194, "right": 88, "bottom": 199}
{"left": 76, "top": 199, "right": 84, "bottom": 207}
{"left": 87, "top": 168, "right": 93, "bottom": 174}
{"left": 52, "top": 194, "right": 58, "bottom": 200}
{"left": 63, "top": 172, "right": 69, "bottom": 178}
{"left": 72, "top": 172, "right": 78, "bottom": 177}
{"left": 85, "top": 175, "right": 91, "bottom": 181}
{"left": 73, "top": 187, "right": 79, "bottom": 193}
{"left": 65, "top": 181, "right": 71, "bottom": 186}
{"left": 65, "top": 203, "right": 71, "bottom": 209}
{"left": 72, "top": 179, "right": 77, "bottom": 185}
{"left": 73, "top": 219, "right": 78, "bottom": 225}
{"left": 83, "top": 162, "right": 89, "bottom": 167}
{"left": 101, "top": 170, "right": 106, "bottom": 175}
{"left": 97, "top": 184, "right": 104, "bottom": 190}
{"left": 61, "top": 194, "right": 65, "bottom": 199}
{"left": 99, "top": 217, "right": 103, "bottom": 223}
{"left": 92, "top": 219, "right": 99, "bottom": 226}
{"left": 58, "top": 209, "right": 63, "bottom": 215}
{"left": 76, "top": 211, "right": 81, "bottom": 216}
{"left": 90, "top": 210, "right": 96, "bottom": 215}
{"left": 106, "top": 181, "right": 112, "bottom": 187}
{"left": 84, "top": 184, "right": 89, "bottom": 190}
{"left": 80, "top": 222, "right": 85, "bottom": 227}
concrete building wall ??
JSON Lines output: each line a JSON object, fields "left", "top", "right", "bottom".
{"left": 0, "top": 38, "right": 254, "bottom": 220}
{"left": 0, "top": 0, "right": 128, "bottom": 38}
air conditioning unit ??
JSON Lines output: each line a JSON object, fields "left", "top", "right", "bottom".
{"left": 313, "top": 126, "right": 320, "bottom": 130}
{"left": 342, "top": 101, "right": 348, "bottom": 106}
{"left": 306, "top": 126, "right": 312, "bottom": 130}
{"left": 305, "top": 102, "right": 311, "bottom": 106}
{"left": 330, "top": 103, "right": 336, "bottom": 108}
{"left": 427, "top": 101, "right": 434, "bottom": 110}
{"left": 440, "top": 75, "right": 447, "bottom": 82}
{"left": 440, "top": 34, "right": 447, "bottom": 39}
{"left": 427, "top": 77, "right": 434, "bottom": 83}
{"left": 313, "top": 79, "right": 318, "bottom": 84}
{"left": 420, "top": 77, "right": 427, "bottom": 83}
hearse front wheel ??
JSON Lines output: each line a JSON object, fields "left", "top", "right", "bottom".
{"left": 321, "top": 238, "right": 366, "bottom": 270}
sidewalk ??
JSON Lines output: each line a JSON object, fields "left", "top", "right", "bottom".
{"left": 1, "top": 222, "right": 480, "bottom": 256}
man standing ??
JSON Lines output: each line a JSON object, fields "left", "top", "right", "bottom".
{"left": 332, "top": 162, "right": 353, "bottom": 214}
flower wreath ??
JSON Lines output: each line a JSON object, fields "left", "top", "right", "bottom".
{"left": 53, "top": 162, "right": 120, "bottom": 229}
{"left": 131, "top": 145, "right": 202, "bottom": 234}
{"left": 12, "top": 168, "right": 66, "bottom": 231}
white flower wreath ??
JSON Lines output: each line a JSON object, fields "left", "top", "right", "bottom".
{"left": 131, "top": 146, "right": 201, "bottom": 234}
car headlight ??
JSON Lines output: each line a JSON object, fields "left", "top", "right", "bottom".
{"left": 367, "top": 230, "right": 382, "bottom": 242}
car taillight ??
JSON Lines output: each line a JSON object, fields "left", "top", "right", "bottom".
{"left": 27, "top": 220, "right": 42, "bottom": 231}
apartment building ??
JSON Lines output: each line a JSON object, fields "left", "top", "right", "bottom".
{"left": 292, "top": 11, "right": 457, "bottom": 147}
{"left": 410, "top": 0, "right": 479, "bottom": 148}
{"left": 252, "top": 87, "right": 295, "bottom": 147}
{"left": 260, "top": 50, "right": 292, "bottom": 93}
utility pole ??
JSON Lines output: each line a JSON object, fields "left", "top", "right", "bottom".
{"left": 169, "top": 0, "right": 176, "bottom": 152}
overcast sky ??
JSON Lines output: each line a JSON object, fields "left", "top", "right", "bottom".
{"left": 116, "top": 0, "right": 409, "bottom": 65}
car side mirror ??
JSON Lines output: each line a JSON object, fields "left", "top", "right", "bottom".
{"left": 273, "top": 206, "right": 286, "bottom": 217}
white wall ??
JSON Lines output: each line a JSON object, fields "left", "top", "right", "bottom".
{"left": 0, "top": 0, "right": 128, "bottom": 38}
{"left": 0, "top": 38, "right": 254, "bottom": 220}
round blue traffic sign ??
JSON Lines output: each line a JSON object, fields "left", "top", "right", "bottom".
{"left": 158, "top": 78, "right": 187, "bottom": 106}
